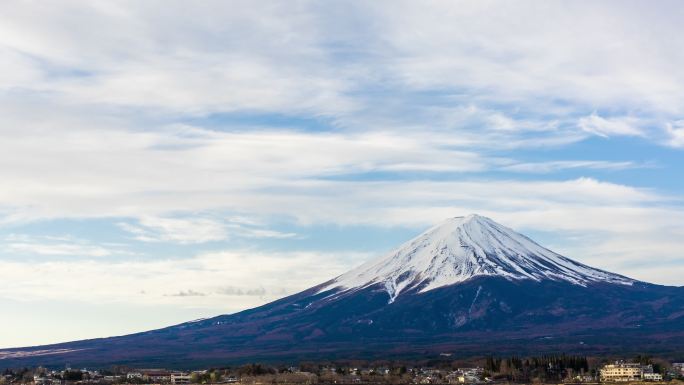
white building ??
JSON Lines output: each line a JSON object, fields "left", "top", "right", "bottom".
{"left": 170, "top": 372, "right": 191, "bottom": 385}
{"left": 600, "top": 362, "right": 661, "bottom": 382}
{"left": 127, "top": 372, "right": 143, "bottom": 380}
{"left": 673, "top": 363, "right": 684, "bottom": 376}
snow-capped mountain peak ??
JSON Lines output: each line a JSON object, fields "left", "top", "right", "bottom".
{"left": 321, "top": 214, "right": 634, "bottom": 302}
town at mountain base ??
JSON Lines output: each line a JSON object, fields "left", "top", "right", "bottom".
{"left": 9, "top": 358, "right": 684, "bottom": 385}
{"left": 1, "top": 215, "right": 683, "bottom": 368}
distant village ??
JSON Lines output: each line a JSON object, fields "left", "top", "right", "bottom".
{"left": 2, "top": 358, "right": 684, "bottom": 385}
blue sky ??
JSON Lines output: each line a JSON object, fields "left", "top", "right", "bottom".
{"left": 1, "top": 0, "right": 684, "bottom": 348}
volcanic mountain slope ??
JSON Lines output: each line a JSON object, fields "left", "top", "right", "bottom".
{"left": 321, "top": 214, "right": 634, "bottom": 303}
{"left": 2, "top": 215, "right": 683, "bottom": 368}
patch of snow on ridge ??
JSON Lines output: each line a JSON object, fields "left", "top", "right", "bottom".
{"left": 0, "top": 348, "right": 87, "bottom": 360}
{"left": 320, "top": 214, "right": 635, "bottom": 302}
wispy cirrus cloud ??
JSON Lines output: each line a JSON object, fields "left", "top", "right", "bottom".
{"left": 116, "top": 216, "right": 297, "bottom": 244}
{"left": 117, "top": 217, "right": 230, "bottom": 244}
{"left": 5, "top": 241, "right": 113, "bottom": 258}
{"left": 1, "top": 1, "right": 683, "bottom": 145}
{"left": 3, "top": 234, "right": 130, "bottom": 258}
{"left": 501, "top": 160, "right": 643, "bottom": 174}
{"left": 578, "top": 113, "right": 646, "bottom": 138}
{"left": 0, "top": 121, "right": 651, "bottom": 225}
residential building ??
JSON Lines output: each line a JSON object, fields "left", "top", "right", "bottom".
{"left": 600, "top": 362, "right": 662, "bottom": 382}
{"left": 600, "top": 362, "right": 644, "bottom": 382}
{"left": 643, "top": 373, "right": 663, "bottom": 381}
{"left": 170, "top": 372, "right": 191, "bottom": 385}
{"left": 126, "top": 372, "right": 143, "bottom": 380}
{"left": 673, "top": 363, "right": 684, "bottom": 376}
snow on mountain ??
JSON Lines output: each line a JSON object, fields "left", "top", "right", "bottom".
{"left": 322, "top": 214, "right": 634, "bottom": 303}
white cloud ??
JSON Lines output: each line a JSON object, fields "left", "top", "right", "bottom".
{"left": 578, "top": 113, "right": 645, "bottom": 138}
{"left": 2, "top": 234, "right": 126, "bottom": 258}
{"left": 665, "top": 120, "right": 684, "bottom": 148}
{"left": 0, "top": 116, "right": 657, "bottom": 225}
{"left": 0, "top": 1, "right": 357, "bottom": 116}
{"left": 6, "top": 242, "right": 112, "bottom": 258}
{"left": 233, "top": 227, "right": 298, "bottom": 239}
{"left": 0, "top": 2, "right": 683, "bottom": 142}
{"left": 0, "top": 123, "right": 483, "bottom": 223}
{"left": 374, "top": 2, "right": 684, "bottom": 114}
{"left": 0, "top": 2, "right": 681, "bottom": 233}
{"left": 502, "top": 160, "right": 639, "bottom": 174}
{"left": 231, "top": 177, "right": 667, "bottom": 229}
{"left": 117, "top": 216, "right": 297, "bottom": 244}
{"left": 0, "top": 249, "right": 371, "bottom": 310}
{"left": 118, "top": 216, "right": 229, "bottom": 244}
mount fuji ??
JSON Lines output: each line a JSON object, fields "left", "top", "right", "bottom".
{"left": 322, "top": 214, "right": 634, "bottom": 303}
{"left": 2, "top": 215, "right": 683, "bottom": 368}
